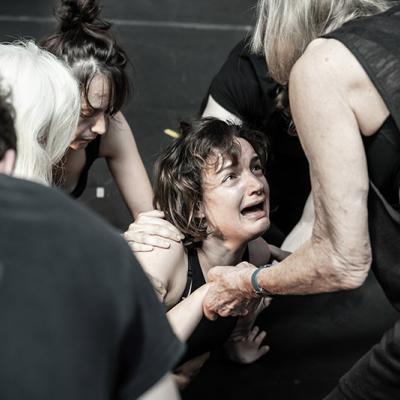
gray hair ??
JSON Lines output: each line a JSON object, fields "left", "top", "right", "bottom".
{"left": 252, "top": 0, "right": 394, "bottom": 84}
{"left": 0, "top": 41, "right": 80, "bottom": 185}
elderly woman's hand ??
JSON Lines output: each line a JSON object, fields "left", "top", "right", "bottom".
{"left": 203, "top": 262, "right": 258, "bottom": 320}
{"left": 123, "top": 210, "right": 184, "bottom": 252}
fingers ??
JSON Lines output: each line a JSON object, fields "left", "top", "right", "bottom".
{"left": 207, "top": 266, "right": 225, "bottom": 282}
{"left": 247, "top": 326, "right": 260, "bottom": 341}
{"left": 127, "top": 241, "right": 154, "bottom": 252}
{"left": 126, "top": 231, "right": 172, "bottom": 249}
{"left": 130, "top": 212, "right": 184, "bottom": 241}
{"left": 254, "top": 330, "right": 267, "bottom": 346}
{"left": 125, "top": 225, "right": 183, "bottom": 243}
{"left": 136, "top": 210, "right": 165, "bottom": 219}
{"left": 203, "top": 300, "right": 218, "bottom": 321}
{"left": 257, "top": 345, "right": 270, "bottom": 357}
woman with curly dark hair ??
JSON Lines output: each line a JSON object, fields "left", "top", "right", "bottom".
{"left": 42, "top": 0, "right": 152, "bottom": 219}
{"left": 126, "top": 118, "right": 289, "bottom": 387}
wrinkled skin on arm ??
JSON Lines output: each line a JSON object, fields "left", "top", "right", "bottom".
{"left": 203, "top": 38, "right": 389, "bottom": 319}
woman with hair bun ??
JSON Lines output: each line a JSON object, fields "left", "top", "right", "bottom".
{"left": 41, "top": 0, "right": 153, "bottom": 219}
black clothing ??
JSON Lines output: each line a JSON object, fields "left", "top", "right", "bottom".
{"left": 179, "top": 249, "right": 239, "bottom": 363}
{"left": 323, "top": 5, "right": 400, "bottom": 399}
{"left": 0, "top": 174, "right": 183, "bottom": 400}
{"left": 71, "top": 135, "right": 101, "bottom": 198}
{"left": 205, "top": 39, "right": 311, "bottom": 239}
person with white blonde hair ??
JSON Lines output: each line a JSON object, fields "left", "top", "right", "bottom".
{"left": 0, "top": 40, "right": 80, "bottom": 185}
{"left": 203, "top": 0, "right": 400, "bottom": 398}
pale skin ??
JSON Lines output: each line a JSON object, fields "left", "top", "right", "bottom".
{"left": 61, "top": 74, "right": 153, "bottom": 219}
{"left": 0, "top": 149, "right": 16, "bottom": 176}
{"left": 126, "top": 93, "right": 312, "bottom": 252}
{"left": 202, "top": 38, "right": 389, "bottom": 319}
{"left": 129, "top": 139, "right": 283, "bottom": 385}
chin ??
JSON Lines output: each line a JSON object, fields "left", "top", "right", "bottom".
{"left": 250, "top": 217, "right": 270, "bottom": 239}
{"left": 69, "top": 141, "right": 88, "bottom": 150}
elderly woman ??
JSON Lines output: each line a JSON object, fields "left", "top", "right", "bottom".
{"left": 202, "top": 0, "right": 400, "bottom": 398}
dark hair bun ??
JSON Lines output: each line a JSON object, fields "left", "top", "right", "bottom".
{"left": 57, "top": 0, "right": 110, "bottom": 32}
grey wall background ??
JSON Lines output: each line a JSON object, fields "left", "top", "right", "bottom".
{"left": 0, "top": 0, "right": 257, "bottom": 229}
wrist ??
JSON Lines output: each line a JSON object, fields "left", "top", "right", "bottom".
{"left": 250, "top": 264, "right": 273, "bottom": 297}
{"left": 239, "top": 267, "right": 259, "bottom": 298}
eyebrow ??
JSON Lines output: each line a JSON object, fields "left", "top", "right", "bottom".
{"left": 215, "top": 160, "right": 234, "bottom": 174}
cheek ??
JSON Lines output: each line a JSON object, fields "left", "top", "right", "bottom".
{"left": 74, "top": 120, "right": 91, "bottom": 138}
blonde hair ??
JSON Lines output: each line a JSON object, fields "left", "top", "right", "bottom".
{"left": 0, "top": 41, "right": 80, "bottom": 185}
{"left": 252, "top": 0, "right": 393, "bottom": 84}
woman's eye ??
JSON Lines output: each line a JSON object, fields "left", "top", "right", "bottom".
{"left": 222, "top": 173, "right": 236, "bottom": 183}
{"left": 252, "top": 163, "right": 263, "bottom": 173}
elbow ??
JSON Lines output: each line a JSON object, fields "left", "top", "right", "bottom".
{"left": 328, "top": 247, "right": 372, "bottom": 291}
{"left": 313, "top": 237, "right": 372, "bottom": 292}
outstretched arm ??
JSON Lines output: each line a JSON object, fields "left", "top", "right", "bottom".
{"left": 100, "top": 112, "right": 153, "bottom": 219}
{"left": 203, "top": 39, "right": 384, "bottom": 319}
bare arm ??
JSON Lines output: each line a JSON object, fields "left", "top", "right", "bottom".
{"left": 139, "top": 374, "right": 180, "bottom": 400}
{"left": 258, "top": 40, "right": 373, "bottom": 294}
{"left": 166, "top": 284, "right": 210, "bottom": 341}
{"left": 203, "top": 39, "right": 387, "bottom": 319}
{"left": 281, "top": 193, "right": 314, "bottom": 252}
{"left": 100, "top": 112, "right": 153, "bottom": 219}
{"left": 135, "top": 240, "right": 208, "bottom": 341}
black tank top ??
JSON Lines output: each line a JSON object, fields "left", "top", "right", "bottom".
{"left": 324, "top": 5, "right": 400, "bottom": 310}
{"left": 70, "top": 136, "right": 101, "bottom": 198}
{"left": 178, "top": 248, "right": 250, "bottom": 363}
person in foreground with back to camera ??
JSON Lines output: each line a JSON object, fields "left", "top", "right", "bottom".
{"left": 201, "top": 1, "right": 400, "bottom": 398}
{"left": 0, "top": 81, "right": 183, "bottom": 399}
{"left": 127, "top": 118, "right": 289, "bottom": 389}
{"left": 41, "top": 0, "right": 153, "bottom": 219}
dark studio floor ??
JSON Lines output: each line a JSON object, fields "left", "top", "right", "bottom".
{"left": 1, "top": 1, "right": 399, "bottom": 399}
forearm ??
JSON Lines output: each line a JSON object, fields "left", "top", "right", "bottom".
{"left": 257, "top": 237, "right": 369, "bottom": 296}
{"left": 167, "top": 285, "right": 209, "bottom": 341}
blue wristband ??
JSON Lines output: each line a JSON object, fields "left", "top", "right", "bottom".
{"left": 251, "top": 264, "right": 272, "bottom": 296}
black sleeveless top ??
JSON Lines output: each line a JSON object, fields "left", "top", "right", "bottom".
{"left": 178, "top": 248, "right": 250, "bottom": 363}
{"left": 324, "top": 5, "right": 400, "bottom": 310}
{"left": 70, "top": 136, "right": 101, "bottom": 198}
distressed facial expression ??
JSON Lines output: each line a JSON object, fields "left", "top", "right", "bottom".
{"left": 201, "top": 138, "right": 270, "bottom": 243}
{"left": 70, "top": 74, "right": 110, "bottom": 150}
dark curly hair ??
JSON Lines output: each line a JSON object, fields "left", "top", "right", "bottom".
{"left": 153, "top": 118, "right": 269, "bottom": 245}
{"left": 0, "top": 83, "right": 16, "bottom": 160}
{"left": 41, "top": 0, "right": 130, "bottom": 116}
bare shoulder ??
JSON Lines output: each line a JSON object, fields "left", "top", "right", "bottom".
{"left": 291, "top": 38, "right": 388, "bottom": 135}
{"left": 248, "top": 237, "right": 271, "bottom": 266}
{"left": 135, "top": 239, "right": 187, "bottom": 304}
{"left": 291, "top": 38, "right": 357, "bottom": 88}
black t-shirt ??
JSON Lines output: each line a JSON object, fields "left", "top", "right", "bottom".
{"left": 205, "top": 39, "right": 311, "bottom": 238}
{"left": 0, "top": 174, "right": 184, "bottom": 400}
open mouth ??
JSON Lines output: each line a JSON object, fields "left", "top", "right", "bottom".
{"left": 240, "top": 201, "right": 265, "bottom": 216}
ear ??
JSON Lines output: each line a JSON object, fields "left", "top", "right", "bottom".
{"left": 0, "top": 149, "right": 16, "bottom": 176}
